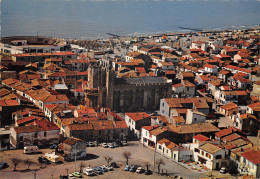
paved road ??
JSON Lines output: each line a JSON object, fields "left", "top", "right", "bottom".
{"left": 0, "top": 141, "right": 203, "bottom": 179}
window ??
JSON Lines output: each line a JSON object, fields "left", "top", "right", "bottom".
{"left": 206, "top": 153, "right": 210, "bottom": 158}
{"left": 20, "top": 136, "right": 23, "bottom": 141}
{"left": 162, "top": 103, "right": 164, "bottom": 107}
{"left": 194, "top": 118, "right": 197, "bottom": 122}
{"left": 243, "top": 158, "right": 246, "bottom": 163}
{"left": 215, "top": 155, "right": 222, "bottom": 159}
{"left": 162, "top": 110, "right": 164, "bottom": 114}
{"left": 44, "top": 132, "right": 47, "bottom": 137}
{"left": 159, "top": 145, "right": 162, "bottom": 150}
{"left": 35, "top": 133, "right": 38, "bottom": 138}
{"left": 201, "top": 151, "right": 204, "bottom": 156}
{"left": 129, "top": 118, "right": 131, "bottom": 123}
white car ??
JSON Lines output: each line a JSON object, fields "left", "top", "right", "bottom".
{"left": 68, "top": 174, "right": 75, "bottom": 179}
{"left": 136, "top": 167, "right": 145, "bottom": 174}
{"left": 84, "top": 167, "right": 94, "bottom": 176}
{"left": 219, "top": 167, "right": 228, "bottom": 174}
{"left": 108, "top": 143, "right": 114, "bottom": 148}
{"left": 122, "top": 141, "right": 128, "bottom": 146}
{"left": 102, "top": 165, "right": 113, "bottom": 171}
{"left": 102, "top": 143, "right": 108, "bottom": 148}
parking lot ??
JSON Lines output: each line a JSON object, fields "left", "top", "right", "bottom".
{"left": 0, "top": 141, "right": 204, "bottom": 179}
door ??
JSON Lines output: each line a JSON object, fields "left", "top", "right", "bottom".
{"left": 216, "top": 162, "right": 219, "bottom": 170}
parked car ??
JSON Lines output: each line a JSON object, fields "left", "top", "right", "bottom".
{"left": 72, "top": 172, "right": 82, "bottom": 178}
{"left": 129, "top": 165, "right": 137, "bottom": 172}
{"left": 68, "top": 174, "right": 75, "bottom": 179}
{"left": 112, "top": 142, "right": 119, "bottom": 147}
{"left": 38, "top": 157, "right": 51, "bottom": 164}
{"left": 50, "top": 144, "right": 57, "bottom": 149}
{"left": 84, "top": 167, "right": 94, "bottom": 176}
{"left": 108, "top": 143, "right": 114, "bottom": 148}
{"left": 102, "top": 165, "right": 113, "bottom": 171}
{"left": 124, "top": 165, "right": 131, "bottom": 171}
{"left": 38, "top": 157, "right": 45, "bottom": 163}
{"left": 93, "top": 168, "right": 103, "bottom": 175}
{"left": 43, "top": 158, "right": 51, "bottom": 164}
{"left": 136, "top": 167, "right": 145, "bottom": 174}
{"left": 99, "top": 166, "right": 108, "bottom": 172}
{"left": 102, "top": 143, "right": 108, "bottom": 148}
{"left": 60, "top": 175, "right": 69, "bottom": 179}
{"left": 220, "top": 167, "right": 228, "bottom": 174}
{"left": 144, "top": 170, "right": 153, "bottom": 175}
{"left": 88, "top": 142, "right": 95, "bottom": 147}
{"left": 122, "top": 141, "right": 128, "bottom": 146}
{"left": 0, "top": 162, "right": 8, "bottom": 169}
{"left": 115, "top": 140, "right": 123, "bottom": 146}
{"left": 110, "top": 162, "right": 118, "bottom": 168}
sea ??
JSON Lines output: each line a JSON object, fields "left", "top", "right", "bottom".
{"left": 1, "top": 0, "right": 260, "bottom": 40}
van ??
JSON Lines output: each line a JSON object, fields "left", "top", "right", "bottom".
{"left": 24, "top": 146, "right": 39, "bottom": 154}
{"left": 45, "top": 152, "right": 62, "bottom": 163}
{"left": 84, "top": 167, "right": 94, "bottom": 176}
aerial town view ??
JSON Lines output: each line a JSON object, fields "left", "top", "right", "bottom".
{"left": 0, "top": 0, "right": 260, "bottom": 179}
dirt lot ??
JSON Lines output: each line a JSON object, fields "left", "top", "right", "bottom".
{"left": 0, "top": 141, "right": 202, "bottom": 179}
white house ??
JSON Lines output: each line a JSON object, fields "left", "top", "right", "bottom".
{"left": 125, "top": 112, "right": 151, "bottom": 138}
{"left": 194, "top": 142, "right": 227, "bottom": 170}
{"left": 239, "top": 150, "right": 260, "bottom": 178}
{"left": 156, "top": 138, "right": 177, "bottom": 159}
{"left": 186, "top": 109, "right": 206, "bottom": 124}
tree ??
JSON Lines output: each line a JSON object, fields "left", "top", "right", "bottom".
{"left": 229, "top": 160, "right": 238, "bottom": 174}
{"left": 145, "top": 161, "right": 150, "bottom": 171}
{"left": 79, "top": 163, "right": 86, "bottom": 173}
{"left": 65, "top": 168, "right": 69, "bottom": 176}
{"left": 156, "top": 158, "right": 164, "bottom": 174}
{"left": 24, "top": 159, "right": 35, "bottom": 170}
{"left": 104, "top": 155, "right": 113, "bottom": 166}
{"left": 122, "top": 151, "right": 131, "bottom": 165}
{"left": 11, "top": 158, "right": 22, "bottom": 171}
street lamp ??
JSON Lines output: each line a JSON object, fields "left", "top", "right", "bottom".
{"left": 75, "top": 142, "right": 77, "bottom": 172}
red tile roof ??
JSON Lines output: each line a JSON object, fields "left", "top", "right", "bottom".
{"left": 193, "top": 134, "right": 210, "bottom": 142}
{"left": 199, "top": 75, "right": 210, "bottom": 81}
{"left": 16, "top": 116, "right": 38, "bottom": 125}
{"left": 63, "top": 137, "right": 85, "bottom": 146}
{"left": 241, "top": 150, "right": 260, "bottom": 165}
{"left": 204, "top": 64, "right": 216, "bottom": 69}
{"left": 225, "top": 65, "right": 252, "bottom": 74}
{"left": 135, "top": 67, "right": 146, "bottom": 73}
{"left": 0, "top": 100, "right": 19, "bottom": 106}
{"left": 125, "top": 112, "right": 151, "bottom": 122}
{"left": 13, "top": 120, "right": 59, "bottom": 133}
{"left": 114, "top": 121, "right": 128, "bottom": 129}
{"left": 13, "top": 51, "right": 76, "bottom": 57}
{"left": 142, "top": 125, "right": 160, "bottom": 131}
{"left": 215, "top": 127, "right": 243, "bottom": 138}
{"left": 221, "top": 102, "right": 238, "bottom": 111}
{"left": 222, "top": 133, "right": 243, "bottom": 142}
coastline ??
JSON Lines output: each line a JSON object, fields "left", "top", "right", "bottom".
{"left": 1, "top": 25, "right": 260, "bottom": 42}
